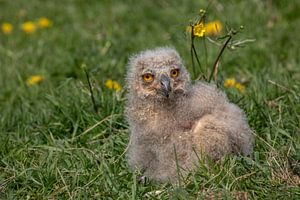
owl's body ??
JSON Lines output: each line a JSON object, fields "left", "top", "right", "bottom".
{"left": 125, "top": 47, "right": 253, "bottom": 183}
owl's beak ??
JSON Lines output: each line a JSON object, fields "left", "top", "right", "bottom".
{"left": 160, "top": 74, "right": 171, "bottom": 98}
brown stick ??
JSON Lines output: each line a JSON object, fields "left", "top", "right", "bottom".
{"left": 208, "top": 35, "right": 232, "bottom": 82}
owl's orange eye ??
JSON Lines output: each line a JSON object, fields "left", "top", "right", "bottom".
{"left": 170, "top": 69, "right": 180, "bottom": 78}
{"left": 142, "top": 73, "right": 154, "bottom": 83}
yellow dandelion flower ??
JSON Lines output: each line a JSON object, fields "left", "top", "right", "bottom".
{"left": 224, "top": 78, "right": 236, "bottom": 88}
{"left": 193, "top": 22, "right": 206, "bottom": 37}
{"left": 22, "top": 21, "right": 36, "bottom": 34}
{"left": 105, "top": 79, "right": 122, "bottom": 91}
{"left": 205, "top": 20, "right": 223, "bottom": 36}
{"left": 186, "top": 22, "right": 206, "bottom": 37}
{"left": 235, "top": 83, "right": 246, "bottom": 93}
{"left": 186, "top": 20, "right": 223, "bottom": 37}
{"left": 105, "top": 79, "right": 114, "bottom": 89}
{"left": 26, "top": 75, "right": 44, "bottom": 85}
{"left": 37, "top": 17, "right": 53, "bottom": 28}
{"left": 113, "top": 82, "right": 122, "bottom": 91}
{"left": 1, "top": 23, "right": 13, "bottom": 34}
{"left": 224, "top": 78, "right": 246, "bottom": 93}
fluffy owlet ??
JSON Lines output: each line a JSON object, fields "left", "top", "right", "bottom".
{"left": 125, "top": 47, "right": 253, "bottom": 183}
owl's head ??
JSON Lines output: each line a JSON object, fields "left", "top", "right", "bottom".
{"left": 126, "top": 47, "right": 190, "bottom": 101}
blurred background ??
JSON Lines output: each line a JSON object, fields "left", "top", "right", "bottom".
{"left": 1, "top": 0, "right": 299, "bottom": 86}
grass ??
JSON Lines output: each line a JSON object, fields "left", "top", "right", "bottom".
{"left": 0, "top": 0, "right": 299, "bottom": 199}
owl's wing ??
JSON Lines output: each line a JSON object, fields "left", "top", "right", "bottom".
{"left": 188, "top": 82, "right": 253, "bottom": 156}
{"left": 186, "top": 82, "right": 229, "bottom": 112}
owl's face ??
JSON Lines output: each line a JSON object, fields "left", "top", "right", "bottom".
{"left": 127, "top": 47, "right": 190, "bottom": 101}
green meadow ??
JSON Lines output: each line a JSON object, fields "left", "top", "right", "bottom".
{"left": 0, "top": 0, "right": 299, "bottom": 199}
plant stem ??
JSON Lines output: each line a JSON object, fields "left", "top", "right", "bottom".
{"left": 84, "top": 68, "right": 98, "bottom": 113}
{"left": 208, "top": 35, "right": 232, "bottom": 82}
{"left": 190, "top": 24, "right": 196, "bottom": 78}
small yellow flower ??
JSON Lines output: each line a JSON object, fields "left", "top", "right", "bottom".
{"left": 205, "top": 20, "right": 223, "bottom": 36}
{"left": 22, "top": 21, "right": 36, "bottom": 34}
{"left": 224, "top": 78, "right": 246, "bottom": 93}
{"left": 186, "top": 22, "right": 205, "bottom": 37}
{"left": 27, "top": 75, "right": 44, "bottom": 85}
{"left": 224, "top": 78, "right": 237, "bottom": 88}
{"left": 105, "top": 79, "right": 114, "bottom": 89}
{"left": 1, "top": 23, "right": 13, "bottom": 34}
{"left": 235, "top": 83, "right": 246, "bottom": 93}
{"left": 114, "top": 83, "right": 122, "bottom": 91}
{"left": 193, "top": 22, "right": 206, "bottom": 37}
{"left": 186, "top": 20, "right": 223, "bottom": 37}
{"left": 37, "top": 17, "right": 53, "bottom": 28}
{"left": 105, "top": 79, "right": 122, "bottom": 91}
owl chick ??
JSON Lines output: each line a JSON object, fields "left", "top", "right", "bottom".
{"left": 125, "top": 47, "right": 253, "bottom": 183}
